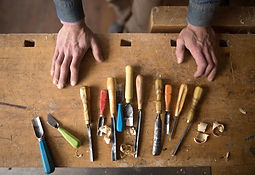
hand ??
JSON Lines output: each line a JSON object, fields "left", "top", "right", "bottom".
{"left": 176, "top": 23, "right": 217, "bottom": 81}
{"left": 51, "top": 21, "right": 103, "bottom": 89}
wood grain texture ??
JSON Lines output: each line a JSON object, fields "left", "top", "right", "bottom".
{"left": 150, "top": 6, "right": 255, "bottom": 33}
{"left": 0, "top": 34, "right": 255, "bottom": 175}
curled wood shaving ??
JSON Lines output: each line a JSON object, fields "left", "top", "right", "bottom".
{"left": 239, "top": 108, "right": 247, "bottom": 115}
{"left": 129, "top": 127, "right": 136, "bottom": 136}
{"left": 197, "top": 122, "right": 208, "bottom": 133}
{"left": 99, "top": 125, "right": 111, "bottom": 144}
{"left": 120, "top": 144, "right": 135, "bottom": 158}
{"left": 212, "top": 122, "right": 224, "bottom": 137}
{"left": 194, "top": 132, "right": 209, "bottom": 144}
{"left": 74, "top": 150, "right": 83, "bottom": 158}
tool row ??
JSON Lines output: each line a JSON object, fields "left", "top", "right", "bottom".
{"left": 31, "top": 65, "right": 203, "bottom": 174}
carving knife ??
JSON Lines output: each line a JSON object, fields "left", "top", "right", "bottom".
{"left": 32, "top": 117, "right": 55, "bottom": 174}
{"left": 164, "top": 85, "right": 172, "bottom": 134}
{"left": 107, "top": 77, "right": 117, "bottom": 161}
{"left": 97, "top": 90, "right": 108, "bottom": 136}
{"left": 47, "top": 114, "right": 80, "bottom": 149}
{"left": 170, "top": 84, "right": 188, "bottom": 140}
{"left": 172, "top": 86, "right": 203, "bottom": 156}
{"left": 152, "top": 78, "right": 163, "bottom": 156}
{"left": 80, "top": 86, "right": 94, "bottom": 162}
{"left": 134, "top": 75, "right": 143, "bottom": 158}
{"left": 124, "top": 65, "right": 134, "bottom": 127}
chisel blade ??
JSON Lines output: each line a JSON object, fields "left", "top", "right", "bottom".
{"left": 87, "top": 124, "right": 94, "bottom": 162}
{"left": 152, "top": 114, "right": 162, "bottom": 156}
{"left": 171, "top": 123, "right": 191, "bottom": 156}
{"left": 134, "top": 110, "right": 142, "bottom": 158}
{"left": 111, "top": 116, "right": 117, "bottom": 161}
{"left": 170, "top": 116, "right": 179, "bottom": 140}
{"left": 164, "top": 111, "right": 171, "bottom": 135}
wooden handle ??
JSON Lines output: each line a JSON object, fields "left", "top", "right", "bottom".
{"left": 174, "top": 84, "right": 188, "bottom": 117}
{"left": 80, "top": 86, "right": 90, "bottom": 125}
{"left": 187, "top": 86, "right": 203, "bottom": 123}
{"left": 136, "top": 75, "right": 143, "bottom": 110}
{"left": 107, "top": 77, "right": 116, "bottom": 116}
{"left": 125, "top": 65, "right": 133, "bottom": 103}
{"left": 99, "top": 90, "right": 107, "bottom": 115}
{"left": 165, "top": 84, "right": 172, "bottom": 111}
{"left": 155, "top": 79, "right": 162, "bottom": 114}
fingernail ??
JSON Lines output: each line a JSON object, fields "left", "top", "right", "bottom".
{"left": 71, "top": 81, "right": 76, "bottom": 86}
{"left": 57, "top": 84, "right": 63, "bottom": 89}
{"left": 177, "top": 58, "right": 182, "bottom": 64}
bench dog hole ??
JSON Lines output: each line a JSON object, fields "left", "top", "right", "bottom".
{"left": 24, "top": 40, "right": 35, "bottom": 47}
{"left": 120, "top": 39, "right": 131, "bottom": 47}
{"left": 170, "top": 39, "right": 177, "bottom": 47}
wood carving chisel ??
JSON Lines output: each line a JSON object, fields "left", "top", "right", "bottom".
{"left": 47, "top": 114, "right": 81, "bottom": 148}
{"left": 134, "top": 75, "right": 143, "bottom": 158}
{"left": 152, "top": 78, "right": 163, "bottom": 156}
{"left": 170, "top": 84, "right": 188, "bottom": 140}
{"left": 97, "top": 90, "right": 107, "bottom": 136}
{"left": 107, "top": 77, "right": 117, "bottom": 161}
{"left": 124, "top": 65, "right": 134, "bottom": 127}
{"left": 116, "top": 84, "right": 124, "bottom": 132}
{"left": 172, "top": 86, "right": 203, "bottom": 156}
{"left": 164, "top": 85, "right": 172, "bottom": 134}
{"left": 80, "top": 86, "right": 94, "bottom": 162}
{"left": 32, "top": 117, "right": 55, "bottom": 174}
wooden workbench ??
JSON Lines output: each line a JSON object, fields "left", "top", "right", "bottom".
{"left": 0, "top": 33, "right": 255, "bottom": 174}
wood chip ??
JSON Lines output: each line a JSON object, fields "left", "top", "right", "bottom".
{"left": 239, "top": 108, "right": 247, "bottom": 115}
{"left": 194, "top": 132, "right": 209, "bottom": 144}
{"left": 197, "top": 122, "right": 208, "bottom": 133}
{"left": 225, "top": 152, "right": 230, "bottom": 161}
{"left": 212, "top": 122, "right": 225, "bottom": 137}
{"left": 120, "top": 144, "right": 135, "bottom": 158}
{"left": 74, "top": 150, "right": 83, "bottom": 158}
{"left": 99, "top": 125, "right": 111, "bottom": 144}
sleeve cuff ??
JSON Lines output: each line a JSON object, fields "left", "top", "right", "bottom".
{"left": 187, "top": 0, "right": 219, "bottom": 27}
{"left": 54, "top": 0, "right": 85, "bottom": 23}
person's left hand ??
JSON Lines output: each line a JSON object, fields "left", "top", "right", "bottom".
{"left": 176, "top": 23, "right": 217, "bottom": 81}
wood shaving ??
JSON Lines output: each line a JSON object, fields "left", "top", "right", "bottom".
{"left": 194, "top": 132, "right": 209, "bottom": 144}
{"left": 197, "top": 122, "right": 208, "bottom": 133}
{"left": 120, "top": 144, "right": 135, "bottom": 158}
{"left": 129, "top": 127, "right": 136, "bottom": 136}
{"left": 99, "top": 125, "right": 111, "bottom": 144}
{"left": 225, "top": 152, "right": 230, "bottom": 161}
{"left": 74, "top": 150, "right": 83, "bottom": 158}
{"left": 239, "top": 108, "right": 247, "bottom": 115}
{"left": 212, "top": 122, "right": 224, "bottom": 137}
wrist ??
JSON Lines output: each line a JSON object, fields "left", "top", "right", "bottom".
{"left": 187, "top": 23, "right": 208, "bottom": 32}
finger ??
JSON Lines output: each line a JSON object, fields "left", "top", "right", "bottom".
{"left": 51, "top": 49, "right": 59, "bottom": 76}
{"left": 203, "top": 47, "right": 214, "bottom": 77}
{"left": 91, "top": 37, "right": 104, "bottom": 62}
{"left": 186, "top": 44, "right": 207, "bottom": 78}
{"left": 53, "top": 52, "right": 64, "bottom": 85}
{"left": 208, "top": 50, "right": 218, "bottom": 81}
{"left": 57, "top": 55, "right": 72, "bottom": 89}
{"left": 70, "top": 56, "right": 82, "bottom": 86}
{"left": 176, "top": 38, "right": 185, "bottom": 64}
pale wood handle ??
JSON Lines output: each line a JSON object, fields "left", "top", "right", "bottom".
{"left": 174, "top": 84, "right": 188, "bottom": 117}
{"left": 187, "top": 86, "right": 203, "bottom": 123}
{"left": 80, "top": 86, "right": 90, "bottom": 125}
{"left": 165, "top": 84, "right": 172, "bottom": 111}
{"left": 155, "top": 79, "right": 162, "bottom": 114}
{"left": 125, "top": 65, "right": 133, "bottom": 103}
{"left": 136, "top": 75, "right": 143, "bottom": 110}
{"left": 107, "top": 77, "right": 116, "bottom": 116}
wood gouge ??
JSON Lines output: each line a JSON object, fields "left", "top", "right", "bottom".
{"left": 80, "top": 86, "right": 94, "bottom": 162}
{"left": 164, "top": 85, "right": 172, "bottom": 135}
{"left": 170, "top": 84, "right": 188, "bottom": 140}
{"left": 107, "top": 77, "right": 117, "bottom": 161}
{"left": 152, "top": 78, "right": 163, "bottom": 156}
{"left": 172, "top": 86, "right": 203, "bottom": 156}
{"left": 134, "top": 75, "right": 143, "bottom": 158}
{"left": 97, "top": 90, "right": 107, "bottom": 136}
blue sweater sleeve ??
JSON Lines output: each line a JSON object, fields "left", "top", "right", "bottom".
{"left": 187, "top": 0, "right": 220, "bottom": 27}
{"left": 53, "top": 0, "right": 85, "bottom": 23}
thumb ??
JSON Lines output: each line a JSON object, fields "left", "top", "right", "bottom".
{"left": 176, "top": 37, "right": 185, "bottom": 64}
{"left": 91, "top": 37, "right": 104, "bottom": 62}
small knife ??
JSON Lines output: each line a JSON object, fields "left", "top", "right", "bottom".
{"left": 47, "top": 114, "right": 81, "bottom": 149}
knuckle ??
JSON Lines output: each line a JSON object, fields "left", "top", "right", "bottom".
{"left": 70, "top": 63, "right": 78, "bottom": 72}
{"left": 55, "top": 59, "right": 62, "bottom": 67}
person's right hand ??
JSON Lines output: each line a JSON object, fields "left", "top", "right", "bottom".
{"left": 51, "top": 21, "right": 103, "bottom": 89}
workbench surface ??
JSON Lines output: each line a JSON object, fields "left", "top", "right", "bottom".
{"left": 0, "top": 34, "right": 254, "bottom": 174}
